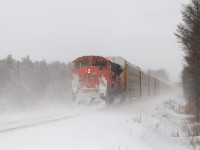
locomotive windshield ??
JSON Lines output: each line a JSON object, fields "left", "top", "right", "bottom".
{"left": 93, "top": 61, "right": 107, "bottom": 70}
{"left": 80, "top": 60, "right": 89, "bottom": 66}
{"left": 74, "top": 60, "right": 89, "bottom": 70}
{"left": 93, "top": 61, "right": 106, "bottom": 66}
{"left": 73, "top": 57, "right": 108, "bottom": 70}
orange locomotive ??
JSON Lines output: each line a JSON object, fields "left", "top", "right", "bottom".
{"left": 72, "top": 56, "right": 124, "bottom": 104}
{"left": 72, "top": 56, "right": 169, "bottom": 104}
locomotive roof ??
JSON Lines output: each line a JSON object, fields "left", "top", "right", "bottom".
{"left": 72, "top": 56, "right": 111, "bottom": 63}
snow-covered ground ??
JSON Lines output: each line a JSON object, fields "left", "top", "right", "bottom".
{"left": 0, "top": 93, "right": 189, "bottom": 150}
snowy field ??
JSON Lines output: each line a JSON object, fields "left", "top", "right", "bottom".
{"left": 0, "top": 93, "right": 190, "bottom": 150}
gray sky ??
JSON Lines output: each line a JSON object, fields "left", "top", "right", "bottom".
{"left": 0, "top": 0, "right": 189, "bottom": 82}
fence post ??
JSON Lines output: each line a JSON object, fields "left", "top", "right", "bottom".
{"left": 140, "top": 70, "right": 142, "bottom": 99}
{"left": 148, "top": 73, "right": 150, "bottom": 97}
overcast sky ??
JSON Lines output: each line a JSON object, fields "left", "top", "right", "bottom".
{"left": 0, "top": 0, "right": 189, "bottom": 82}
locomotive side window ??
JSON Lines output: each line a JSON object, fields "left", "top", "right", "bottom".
{"left": 74, "top": 62, "right": 81, "bottom": 70}
{"left": 92, "top": 61, "right": 107, "bottom": 70}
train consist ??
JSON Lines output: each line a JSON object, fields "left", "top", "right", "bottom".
{"left": 72, "top": 56, "right": 169, "bottom": 104}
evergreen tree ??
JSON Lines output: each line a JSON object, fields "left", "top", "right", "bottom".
{"left": 175, "top": 0, "right": 200, "bottom": 119}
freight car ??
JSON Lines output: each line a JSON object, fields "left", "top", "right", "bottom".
{"left": 71, "top": 56, "right": 168, "bottom": 104}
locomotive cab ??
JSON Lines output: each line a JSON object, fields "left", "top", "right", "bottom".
{"left": 72, "top": 56, "right": 111, "bottom": 104}
{"left": 71, "top": 56, "right": 125, "bottom": 104}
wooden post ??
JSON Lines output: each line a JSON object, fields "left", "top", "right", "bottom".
{"left": 125, "top": 62, "right": 128, "bottom": 96}
{"left": 140, "top": 70, "right": 142, "bottom": 98}
{"left": 148, "top": 74, "right": 150, "bottom": 97}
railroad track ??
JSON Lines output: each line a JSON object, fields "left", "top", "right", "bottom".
{"left": 0, "top": 113, "right": 82, "bottom": 133}
{"left": 0, "top": 101, "right": 109, "bottom": 133}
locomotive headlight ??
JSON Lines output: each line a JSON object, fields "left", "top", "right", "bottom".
{"left": 87, "top": 68, "right": 91, "bottom": 74}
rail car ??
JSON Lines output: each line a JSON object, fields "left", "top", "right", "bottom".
{"left": 71, "top": 56, "right": 169, "bottom": 104}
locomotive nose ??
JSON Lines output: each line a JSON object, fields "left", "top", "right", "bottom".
{"left": 77, "top": 66, "right": 100, "bottom": 89}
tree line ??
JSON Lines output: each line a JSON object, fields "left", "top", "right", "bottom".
{"left": 0, "top": 55, "right": 73, "bottom": 110}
